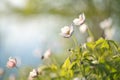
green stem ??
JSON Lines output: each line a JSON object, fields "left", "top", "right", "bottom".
{"left": 51, "top": 56, "right": 59, "bottom": 66}
{"left": 71, "top": 35, "right": 78, "bottom": 47}
{"left": 87, "top": 27, "right": 94, "bottom": 41}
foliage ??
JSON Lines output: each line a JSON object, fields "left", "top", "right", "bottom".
{"left": 29, "top": 37, "right": 120, "bottom": 80}
{"left": 23, "top": 12, "right": 120, "bottom": 80}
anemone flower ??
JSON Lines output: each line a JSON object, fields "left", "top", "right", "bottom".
{"left": 73, "top": 13, "right": 85, "bottom": 25}
{"left": 7, "top": 57, "right": 17, "bottom": 69}
{"left": 60, "top": 25, "right": 73, "bottom": 38}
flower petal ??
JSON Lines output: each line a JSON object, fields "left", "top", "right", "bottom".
{"left": 73, "top": 18, "right": 80, "bottom": 25}
{"left": 79, "top": 24, "right": 88, "bottom": 33}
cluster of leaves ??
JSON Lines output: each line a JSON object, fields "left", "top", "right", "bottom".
{"left": 33, "top": 38, "right": 120, "bottom": 80}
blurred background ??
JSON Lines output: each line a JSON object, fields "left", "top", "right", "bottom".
{"left": 0, "top": 0, "right": 120, "bottom": 79}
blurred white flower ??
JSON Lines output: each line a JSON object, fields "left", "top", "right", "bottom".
{"left": 37, "top": 68, "right": 42, "bottom": 75}
{"left": 81, "top": 77, "right": 86, "bottom": 80}
{"left": 0, "top": 68, "right": 4, "bottom": 76}
{"left": 7, "top": 0, "right": 28, "bottom": 9}
{"left": 87, "top": 37, "right": 94, "bottom": 42}
{"left": 79, "top": 24, "right": 88, "bottom": 33}
{"left": 88, "top": 56, "right": 94, "bottom": 61}
{"left": 104, "top": 28, "right": 115, "bottom": 39}
{"left": 15, "top": 57, "right": 21, "bottom": 67}
{"left": 60, "top": 25, "right": 73, "bottom": 38}
{"left": 92, "top": 60, "right": 99, "bottom": 64}
{"left": 7, "top": 57, "right": 17, "bottom": 68}
{"left": 9, "top": 74, "right": 16, "bottom": 80}
{"left": 42, "top": 49, "right": 51, "bottom": 60}
{"left": 73, "top": 13, "right": 85, "bottom": 25}
{"left": 29, "top": 69, "right": 38, "bottom": 78}
{"left": 50, "top": 73, "right": 57, "bottom": 78}
{"left": 82, "top": 43, "right": 86, "bottom": 49}
{"left": 73, "top": 77, "right": 80, "bottom": 80}
{"left": 99, "top": 18, "right": 112, "bottom": 29}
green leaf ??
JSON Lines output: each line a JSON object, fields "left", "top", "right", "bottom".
{"left": 101, "top": 41, "right": 109, "bottom": 49}
{"left": 86, "top": 42, "right": 96, "bottom": 50}
{"left": 95, "top": 38, "right": 105, "bottom": 46}
{"left": 62, "top": 57, "right": 71, "bottom": 69}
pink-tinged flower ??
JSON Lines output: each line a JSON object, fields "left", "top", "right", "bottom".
{"left": 7, "top": 57, "right": 17, "bottom": 68}
{"left": 99, "top": 18, "right": 112, "bottom": 29}
{"left": 42, "top": 49, "right": 51, "bottom": 60}
{"left": 79, "top": 24, "right": 88, "bottom": 33}
{"left": 73, "top": 13, "right": 85, "bottom": 25}
{"left": 60, "top": 25, "right": 73, "bottom": 38}
{"left": 29, "top": 69, "right": 38, "bottom": 78}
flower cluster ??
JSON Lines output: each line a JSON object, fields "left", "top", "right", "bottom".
{"left": 5, "top": 13, "right": 120, "bottom": 80}
{"left": 60, "top": 13, "right": 88, "bottom": 38}
{"left": 28, "top": 49, "right": 52, "bottom": 80}
{"left": 99, "top": 17, "right": 114, "bottom": 39}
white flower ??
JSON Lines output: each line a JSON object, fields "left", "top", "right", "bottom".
{"left": 29, "top": 69, "right": 38, "bottom": 78}
{"left": 82, "top": 43, "right": 86, "bottom": 49}
{"left": 73, "top": 13, "right": 85, "bottom": 25}
{"left": 50, "top": 73, "right": 57, "bottom": 78}
{"left": 99, "top": 18, "right": 112, "bottom": 29}
{"left": 37, "top": 68, "right": 42, "bottom": 74}
{"left": 60, "top": 25, "right": 73, "bottom": 38}
{"left": 87, "top": 37, "right": 94, "bottom": 42}
{"left": 7, "top": 57, "right": 17, "bottom": 68}
{"left": 104, "top": 28, "right": 115, "bottom": 39}
{"left": 92, "top": 60, "right": 99, "bottom": 64}
{"left": 73, "top": 77, "right": 80, "bottom": 80}
{"left": 42, "top": 49, "right": 51, "bottom": 60}
{"left": 81, "top": 77, "right": 86, "bottom": 80}
{"left": 79, "top": 24, "right": 88, "bottom": 33}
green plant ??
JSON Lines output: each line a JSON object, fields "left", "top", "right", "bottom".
{"left": 27, "top": 13, "right": 120, "bottom": 80}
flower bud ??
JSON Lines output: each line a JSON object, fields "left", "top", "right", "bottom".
{"left": 42, "top": 49, "right": 51, "bottom": 60}
{"left": 79, "top": 24, "right": 88, "bottom": 33}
